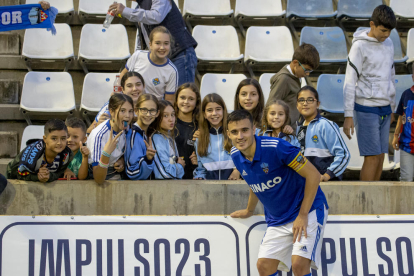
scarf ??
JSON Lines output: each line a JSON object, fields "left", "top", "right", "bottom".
{"left": 0, "top": 4, "right": 58, "bottom": 35}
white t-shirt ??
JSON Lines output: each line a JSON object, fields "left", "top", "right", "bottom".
{"left": 125, "top": 50, "right": 178, "bottom": 100}
{"left": 87, "top": 120, "right": 126, "bottom": 167}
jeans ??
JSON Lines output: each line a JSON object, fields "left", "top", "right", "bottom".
{"left": 171, "top": 47, "right": 197, "bottom": 87}
{"left": 400, "top": 150, "right": 414, "bottom": 181}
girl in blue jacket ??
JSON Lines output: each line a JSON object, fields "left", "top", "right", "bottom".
{"left": 296, "top": 86, "right": 350, "bottom": 181}
{"left": 260, "top": 99, "right": 300, "bottom": 148}
{"left": 125, "top": 94, "right": 159, "bottom": 180}
{"left": 150, "top": 100, "right": 185, "bottom": 179}
{"left": 194, "top": 93, "right": 240, "bottom": 180}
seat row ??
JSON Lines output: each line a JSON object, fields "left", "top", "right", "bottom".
{"left": 18, "top": 71, "right": 411, "bottom": 124}
{"left": 22, "top": 24, "right": 409, "bottom": 75}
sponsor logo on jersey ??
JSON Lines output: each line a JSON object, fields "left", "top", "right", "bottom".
{"left": 152, "top": 78, "right": 161, "bottom": 86}
{"left": 249, "top": 177, "right": 282, "bottom": 193}
{"left": 261, "top": 163, "right": 269, "bottom": 174}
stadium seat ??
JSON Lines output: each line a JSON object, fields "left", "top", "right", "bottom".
{"left": 357, "top": 27, "right": 408, "bottom": 63}
{"left": 337, "top": 0, "right": 381, "bottom": 20}
{"left": 244, "top": 26, "right": 294, "bottom": 77}
{"left": 78, "top": 0, "right": 127, "bottom": 20}
{"left": 200, "top": 74, "right": 247, "bottom": 111}
{"left": 20, "top": 125, "right": 44, "bottom": 151}
{"left": 259, "top": 73, "right": 306, "bottom": 103}
{"left": 300, "top": 27, "right": 347, "bottom": 63}
{"left": 340, "top": 127, "right": 364, "bottom": 170}
{"left": 183, "top": 0, "right": 233, "bottom": 32}
{"left": 316, "top": 74, "right": 345, "bottom": 114}
{"left": 287, "top": 0, "right": 337, "bottom": 19}
{"left": 390, "top": 0, "right": 414, "bottom": 21}
{"left": 394, "top": 75, "right": 413, "bottom": 112}
{"left": 20, "top": 72, "right": 76, "bottom": 125}
{"left": 407, "top": 28, "right": 414, "bottom": 64}
{"left": 80, "top": 73, "right": 118, "bottom": 125}
{"left": 129, "top": 0, "right": 180, "bottom": 12}
{"left": 192, "top": 25, "right": 243, "bottom": 73}
{"left": 25, "top": 0, "right": 74, "bottom": 16}
{"left": 234, "top": 0, "right": 286, "bottom": 36}
{"left": 22, "top": 23, "right": 74, "bottom": 72}
{"left": 78, "top": 24, "right": 130, "bottom": 74}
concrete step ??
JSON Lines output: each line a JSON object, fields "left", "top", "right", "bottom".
{"left": 0, "top": 33, "right": 19, "bottom": 55}
{"left": 0, "top": 79, "right": 20, "bottom": 104}
{"left": 0, "top": 104, "right": 24, "bottom": 120}
{"left": 0, "top": 132, "right": 17, "bottom": 158}
{"left": 0, "top": 159, "right": 12, "bottom": 176}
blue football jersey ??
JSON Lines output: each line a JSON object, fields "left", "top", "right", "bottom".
{"left": 231, "top": 135, "right": 328, "bottom": 227}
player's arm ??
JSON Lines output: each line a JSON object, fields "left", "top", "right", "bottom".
{"left": 230, "top": 188, "right": 259, "bottom": 219}
{"left": 292, "top": 161, "right": 321, "bottom": 242}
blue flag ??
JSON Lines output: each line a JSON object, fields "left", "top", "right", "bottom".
{"left": 0, "top": 4, "right": 58, "bottom": 34}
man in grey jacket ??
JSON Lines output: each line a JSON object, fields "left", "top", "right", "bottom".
{"left": 343, "top": 5, "right": 397, "bottom": 181}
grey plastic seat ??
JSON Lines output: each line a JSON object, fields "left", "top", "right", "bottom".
{"left": 337, "top": 0, "right": 382, "bottom": 20}
{"left": 80, "top": 73, "right": 119, "bottom": 124}
{"left": 20, "top": 125, "right": 44, "bottom": 151}
{"left": 390, "top": 0, "right": 414, "bottom": 21}
{"left": 26, "top": 0, "right": 74, "bottom": 15}
{"left": 200, "top": 74, "right": 247, "bottom": 111}
{"left": 20, "top": 72, "right": 76, "bottom": 125}
{"left": 287, "top": 0, "right": 337, "bottom": 19}
{"left": 259, "top": 73, "right": 306, "bottom": 103}
{"left": 406, "top": 28, "right": 414, "bottom": 64}
{"left": 394, "top": 75, "right": 413, "bottom": 112}
{"left": 79, "top": 0, "right": 127, "bottom": 20}
{"left": 316, "top": 74, "right": 345, "bottom": 113}
{"left": 300, "top": 27, "right": 347, "bottom": 63}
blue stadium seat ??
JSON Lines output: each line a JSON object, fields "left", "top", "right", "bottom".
{"left": 287, "top": 0, "right": 337, "bottom": 19}
{"left": 22, "top": 23, "right": 74, "bottom": 72}
{"left": 316, "top": 74, "right": 345, "bottom": 114}
{"left": 390, "top": 0, "right": 414, "bottom": 21}
{"left": 356, "top": 27, "right": 408, "bottom": 63}
{"left": 337, "top": 0, "right": 382, "bottom": 20}
{"left": 300, "top": 27, "right": 348, "bottom": 63}
{"left": 200, "top": 74, "right": 247, "bottom": 111}
{"left": 394, "top": 75, "right": 413, "bottom": 112}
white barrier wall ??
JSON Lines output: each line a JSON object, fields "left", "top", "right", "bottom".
{"left": 0, "top": 215, "right": 413, "bottom": 276}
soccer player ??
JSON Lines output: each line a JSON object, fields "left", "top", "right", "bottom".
{"left": 228, "top": 110, "right": 328, "bottom": 276}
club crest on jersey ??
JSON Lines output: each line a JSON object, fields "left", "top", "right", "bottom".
{"left": 261, "top": 163, "right": 269, "bottom": 174}
{"left": 312, "top": 135, "right": 318, "bottom": 143}
{"left": 152, "top": 78, "right": 161, "bottom": 86}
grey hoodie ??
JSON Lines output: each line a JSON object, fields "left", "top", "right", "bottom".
{"left": 343, "top": 29, "right": 396, "bottom": 117}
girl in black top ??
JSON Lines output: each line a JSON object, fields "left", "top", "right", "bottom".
{"left": 174, "top": 83, "right": 201, "bottom": 179}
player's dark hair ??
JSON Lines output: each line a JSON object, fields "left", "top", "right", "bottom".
{"left": 260, "top": 100, "right": 291, "bottom": 142}
{"left": 227, "top": 109, "right": 254, "bottom": 127}
{"left": 371, "top": 5, "right": 396, "bottom": 30}
{"left": 121, "top": 71, "right": 145, "bottom": 89}
{"left": 292, "top": 43, "right": 320, "bottom": 70}
{"left": 234, "top": 78, "right": 264, "bottom": 129}
{"left": 44, "top": 119, "right": 68, "bottom": 136}
{"left": 297, "top": 86, "right": 320, "bottom": 103}
{"left": 65, "top": 117, "right": 87, "bottom": 135}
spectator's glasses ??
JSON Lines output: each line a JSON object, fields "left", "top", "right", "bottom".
{"left": 298, "top": 61, "right": 313, "bottom": 74}
{"left": 297, "top": 97, "right": 316, "bottom": 104}
{"left": 139, "top": 108, "right": 158, "bottom": 115}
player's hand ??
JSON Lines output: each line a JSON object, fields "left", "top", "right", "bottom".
{"left": 292, "top": 213, "right": 308, "bottom": 243}
{"left": 103, "top": 124, "right": 123, "bottom": 155}
{"left": 63, "top": 168, "right": 76, "bottom": 181}
{"left": 392, "top": 135, "right": 400, "bottom": 151}
{"left": 282, "top": 125, "right": 294, "bottom": 135}
{"left": 189, "top": 151, "right": 198, "bottom": 165}
{"left": 343, "top": 117, "right": 354, "bottom": 140}
{"left": 230, "top": 209, "right": 254, "bottom": 219}
{"left": 228, "top": 169, "right": 241, "bottom": 180}
{"left": 320, "top": 173, "right": 331, "bottom": 182}
{"left": 114, "top": 157, "right": 125, "bottom": 172}
{"left": 144, "top": 139, "right": 156, "bottom": 160}
{"left": 97, "top": 113, "right": 110, "bottom": 126}
{"left": 79, "top": 141, "right": 90, "bottom": 157}
{"left": 177, "top": 157, "right": 186, "bottom": 168}
{"left": 192, "top": 130, "right": 200, "bottom": 141}
{"left": 38, "top": 1, "right": 50, "bottom": 10}
{"left": 108, "top": 2, "right": 125, "bottom": 16}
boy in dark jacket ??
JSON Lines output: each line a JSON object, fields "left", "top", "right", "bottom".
{"left": 7, "top": 119, "right": 73, "bottom": 182}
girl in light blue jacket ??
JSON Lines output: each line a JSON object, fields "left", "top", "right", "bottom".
{"left": 150, "top": 100, "right": 185, "bottom": 179}
{"left": 259, "top": 99, "right": 300, "bottom": 148}
{"left": 194, "top": 93, "right": 240, "bottom": 180}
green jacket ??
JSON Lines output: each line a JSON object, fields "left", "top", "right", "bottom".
{"left": 7, "top": 144, "right": 73, "bottom": 182}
